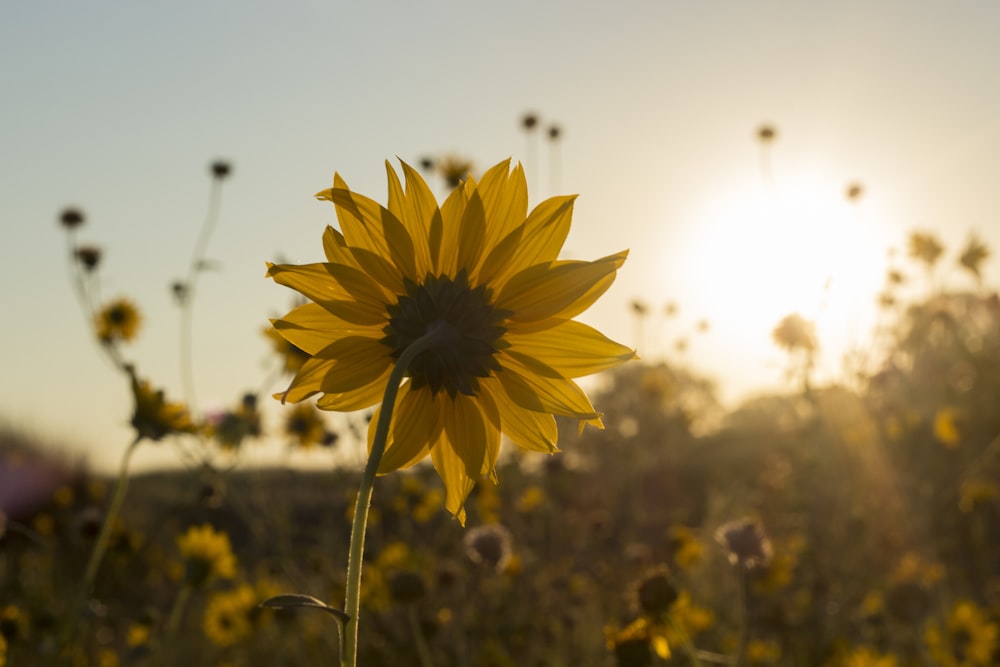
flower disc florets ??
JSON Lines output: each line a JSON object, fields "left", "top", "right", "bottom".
{"left": 382, "top": 270, "right": 511, "bottom": 397}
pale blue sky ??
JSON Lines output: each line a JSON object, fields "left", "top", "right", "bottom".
{"left": 4, "top": 1, "right": 1000, "bottom": 470}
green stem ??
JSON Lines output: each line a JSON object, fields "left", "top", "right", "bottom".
{"left": 408, "top": 604, "right": 435, "bottom": 667}
{"left": 341, "top": 322, "right": 454, "bottom": 667}
{"left": 163, "top": 584, "right": 193, "bottom": 661}
{"left": 63, "top": 435, "right": 143, "bottom": 646}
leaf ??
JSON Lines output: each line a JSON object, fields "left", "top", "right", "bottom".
{"left": 259, "top": 594, "right": 350, "bottom": 624}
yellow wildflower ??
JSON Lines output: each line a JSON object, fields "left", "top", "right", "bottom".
{"left": 746, "top": 638, "right": 781, "bottom": 664}
{"left": 925, "top": 600, "right": 998, "bottom": 667}
{"left": 283, "top": 402, "right": 327, "bottom": 448}
{"left": 934, "top": 408, "right": 961, "bottom": 448}
{"left": 516, "top": 485, "right": 546, "bottom": 513}
{"left": 129, "top": 372, "right": 198, "bottom": 441}
{"left": 176, "top": 524, "right": 237, "bottom": 587}
{"left": 268, "top": 159, "right": 634, "bottom": 522}
{"left": 838, "top": 646, "right": 897, "bottom": 667}
{"left": 264, "top": 325, "right": 310, "bottom": 374}
{"left": 95, "top": 297, "right": 142, "bottom": 344}
{"left": 203, "top": 584, "right": 257, "bottom": 647}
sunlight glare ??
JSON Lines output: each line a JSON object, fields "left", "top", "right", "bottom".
{"left": 684, "top": 172, "right": 888, "bottom": 381}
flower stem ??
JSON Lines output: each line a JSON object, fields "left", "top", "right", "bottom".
{"left": 162, "top": 583, "right": 193, "bottom": 663}
{"left": 408, "top": 604, "right": 435, "bottom": 667}
{"left": 341, "top": 322, "right": 454, "bottom": 667}
{"left": 62, "top": 435, "right": 143, "bottom": 647}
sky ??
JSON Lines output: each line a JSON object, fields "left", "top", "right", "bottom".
{"left": 3, "top": 1, "right": 1000, "bottom": 472}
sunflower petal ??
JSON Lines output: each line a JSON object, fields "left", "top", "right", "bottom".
{"left": 430, "top": 433, "right": 475, "bottom": 525}
{"left": 505, "top": 320, "right": 637, "bottom": 378}
{"left": 481, "top": 379, "right": 559, "bottom": 453}
{"left": 378, "top": 384, "right": 441, "bottom": 473}
{"left": 458, "top": 190, "right": 486, "bottom": 278}
{"left": 316, "top": 368, "right": 390, "bottom": 411}
{"left": 271, "top": 303, "right": 380, "bottom": 355}
{"left": 312, "top": 336, "right": 393, "bottom": 394}
{"left": 441, "top": 393, "right": 489, "bottom": 479}
{"left": 489, "top": 195, "right": 576, "bottom": 289}
{"left": 478, "top": 160, "right": 528, "bottom": 252}
{"left": 497, "top": 357, "right": 604, "bottom": 426}
{"left": 267, "top": 262, "right": 387, "bottom": 325}
{"left": 497, "top": 250, "right": 628, "bottom": 323}
{"left": 280, "top": 356, "right": 335, "bottom": 403}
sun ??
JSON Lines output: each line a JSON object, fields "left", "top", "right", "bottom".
{"left": 678, "top": 170, "right": 890, "bottom": 385}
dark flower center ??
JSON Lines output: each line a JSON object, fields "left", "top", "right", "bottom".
{"left": 381, "top": 270, "right": 510, "bottom": 397}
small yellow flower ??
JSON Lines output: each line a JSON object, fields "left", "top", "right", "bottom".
{"left": 177, "top": 524, "right": 237, "bottom": 587}
{"left": 126, "top": 623, "right": 150, "bottom": 648}
{"left": 934, "top": 408, "right": 961, "bottom": 448}
{"left": 129, "top": 372, "right": 198, "bottom": 441}
{"left": 203, "top": 584, "right": 257, "bottom": 647}
{"left": 95, "top": 297, "right": 142, "bottom": 344}
{"left": 264, "top": 325, "right": 310, "bottom": 374}
{"left": 925, "top": 600, "right": 999, "bottom": 667}
{"left": 436, "top": 155, "right": 475, "bottom": 189}
{"left": 746, "top": 638, "right": 781, "bottom": 664}
{"left": 268, "top": 159, "right": 634, "bottom": 522}
{"left": 283, "top": 402, "right": 327, "bottom": 448}
{"left": 839, "top": 646, "right": 897, "bottom": 667}
{"left": 516, "top": 485, "right": 545, "bottom": 513}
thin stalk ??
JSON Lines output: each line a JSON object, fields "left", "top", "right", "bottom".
{"left": 408, "top": 604, "right": 435, "bottom": 667}
{"left": 163, "top": 584, "right": 194, "bottom": 657}
{"left": 62, "top": 435, "right": 143, "bottom": 646}
{"left": 341, "top": 322, "right": 454, "bottom": 667}
{"left": 179, "top": 176, "right": 225, "bottom": 413}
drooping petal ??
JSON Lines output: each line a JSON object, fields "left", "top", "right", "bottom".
{"left": 267, "top": 262, "right": 388, "bottom": 326}
{"left": 430, "top": 433, "right": 475, "bottom": 525}
{"left": 496, "top": 250, "right": 628, "bottom": 323}
{"left": 375, "top": 384, "right": 442, "bottom": 474}
{"left": 279, "top": 356, "right": 335, "bottom": 403}
{"left": 505, "top": 320, "right": 637, "bottom": 378}
{"left": 441, "top": 393, "right": 489, "bottom": 480}
{"left": 496, "top": 355, "right": 604, "bottom": 427}
{"left": 271, "top": 302, "right": 380, "bottom": 355}
{"left": 481, "top": 378, "right": 559, "bottom": 453}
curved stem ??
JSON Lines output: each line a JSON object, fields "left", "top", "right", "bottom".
{"left": 341, "top": 322, "right": 454, "bottom": 667}
{"left": 62, "top": 435, "right": 143, "bottom": 646}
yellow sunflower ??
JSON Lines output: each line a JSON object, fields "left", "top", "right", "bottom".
{"left": 95, "top": 297, "right": 142, "bottom": 344}
{"left": 268, "top": 159, "right": 634, "bottom": 521}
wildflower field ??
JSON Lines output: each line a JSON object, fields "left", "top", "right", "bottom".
{"left": 2, "top": 157, "right": 999, "bottom": 667}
